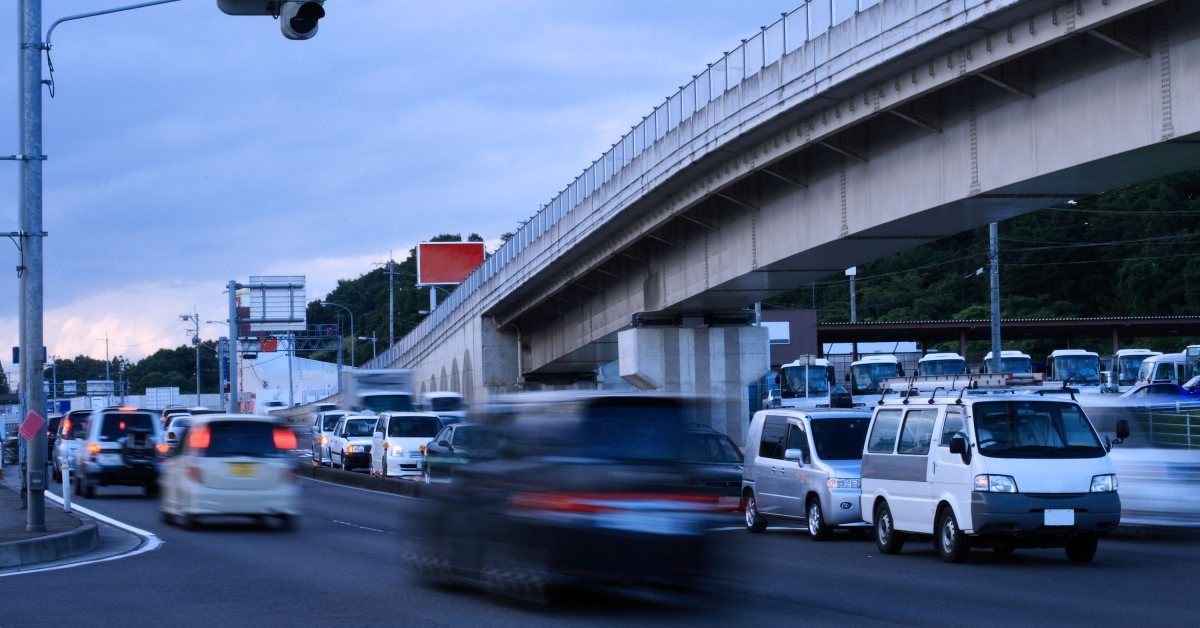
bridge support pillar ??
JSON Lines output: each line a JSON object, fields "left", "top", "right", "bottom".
{"left": 480, "top": 318, "right": 522, "bottom": 395}
{"left": 618, "top": 325, "right": 769, "bottom": 441}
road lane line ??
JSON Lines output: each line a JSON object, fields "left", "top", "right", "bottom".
{"left": 332, "top": 519, "right": 392, "bottom": 534}
{"left": 0, "top": 493, "right": 163, "bottom": 578}
{"left": 301, "top": 475, "right": 420, "bottom": 500}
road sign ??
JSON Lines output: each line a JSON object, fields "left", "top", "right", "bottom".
{"left": 19, "top": 411, "right": 45, "bottom": 441}
{"left": 416, "top": 242, "right": 486, "bottom": 286}
{"left": 11, "top": 346, "right": 47, "bottom": 364}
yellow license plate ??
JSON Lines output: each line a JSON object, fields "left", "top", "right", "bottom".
{"left": 228, "top": 463, "right": 258, "bottom": 478}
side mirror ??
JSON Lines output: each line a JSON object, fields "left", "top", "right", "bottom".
{"left": 949, "top": 435, "right": 971, "bottom": 463}
{"left": 784, "top": 448, "right": 804, "bottom": 463}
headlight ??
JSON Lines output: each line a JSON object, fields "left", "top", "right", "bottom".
{"left": 826, "top": 477, "right": 861, "bottom": 489}
{"left": 391, "top": 446, "right": 404, "bottom": 456}
{"left": 1090, "top": 474, "right": 1117, "bottom": 492}
{"left": 974, "top": 474, "right": 1018, "bottom": 493}
{"left": 345, "top": 445, "right": 357, "bottom": 453}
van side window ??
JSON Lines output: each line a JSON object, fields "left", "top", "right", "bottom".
{"left": 758, "top": 415, "right": 789, "bottom": 459}
{"left": 785, "top": 423, "right": 809, "bottom": 461}
{"left": 897, "top": 409, "right": 937, "bottom": 455}
{"left": 867, "top": 410, "right": 903, "bottom": 454}
{"left": 940, "top": 408, "right": 966, "bottom": 447}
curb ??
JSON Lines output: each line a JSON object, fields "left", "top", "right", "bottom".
{"left": 0, "top": 521, "right": 100, "bottom": 570}
{"left": 308, "top": 465, "right": 422, "bottom": 498}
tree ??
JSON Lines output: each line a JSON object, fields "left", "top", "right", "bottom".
{"left": 0, "top": 362, "right": 9, "bottom": 395}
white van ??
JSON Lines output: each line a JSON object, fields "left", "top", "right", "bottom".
{"left": 860, "top": 397, "right": 1127, "bottom": 563}
{"left": 1135, "top": 353, "right": 1186, "bottom": 386}
{"left": 369, "top": 412, "right": 443, "bottom": 478}
{"left": 917, "top": 353, "right": 967, "bottom": 377}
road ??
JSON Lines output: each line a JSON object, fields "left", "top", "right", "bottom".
{"left": 3, "top": 475, "right": 1197, "bottom": 627}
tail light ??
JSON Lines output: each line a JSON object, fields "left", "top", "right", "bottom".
{"left": 187, "top": 466, "right": 204, "bottom": 484}
{"left": 188, "top": 426, "right": 210, "bottom": 450}
{"left": 155, "top": 443, "right": 170, "bottom": 454}
{"left": 86, "top": 443, "right": 101, "bottom": 454}
{"left": 167, "top": 431, "right": 176, "bottom": 440}
{"left": 273, "top": 427, "right": 297, "bottom": 450}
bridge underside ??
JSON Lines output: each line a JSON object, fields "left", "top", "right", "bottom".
{"left": 503, "top": 1, "right": 1200, "bottom": 390}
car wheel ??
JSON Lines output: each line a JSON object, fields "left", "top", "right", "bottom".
{"left": 807, "top": 498, "right": 832, "bottom": 541}
{"left": 744, "top": 492, "right": 767, "bottom": 533}
{"left": 181, "top": 512, "right": 198, "bottom": 530}
{"left": 874, "top": 502, "right": 904, "bottom": 555}
{"left": 1065, "top": 535, "right": 1098, "bottom": 563}
{"left": 159, "top": 509, "right": 173, "bottom": 525}
{"left": 935, "top": 508, "right": 970, "bottom": 563}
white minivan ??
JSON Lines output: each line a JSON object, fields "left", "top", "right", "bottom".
{"left": 860, "top": 397, "right": 1127, "bottom": 563}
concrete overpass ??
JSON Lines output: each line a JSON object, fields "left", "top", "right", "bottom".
{"left": 365, "top": 0, "right": 1200, "bottom": 440}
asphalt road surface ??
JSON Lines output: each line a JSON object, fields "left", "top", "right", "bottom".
{"left": 3, "top": 475, "right": 1197, "bottom": 627}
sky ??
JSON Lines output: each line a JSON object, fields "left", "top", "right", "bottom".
{"left": 0, "top": 0, "right": 799, "bottom": 366}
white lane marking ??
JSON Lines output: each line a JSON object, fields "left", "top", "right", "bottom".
{"left": 0, "top": 493, "right": 163, "bottom": 578}
{"left": 301, "top": 475, "right": 419, "bottom": 500}
{"left": 332, "top": 520, "right": 392, "bottom": 534}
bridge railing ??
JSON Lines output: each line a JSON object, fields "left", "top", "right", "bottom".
{"left": 366, "top": 1, "right": 900, "bottom": 370}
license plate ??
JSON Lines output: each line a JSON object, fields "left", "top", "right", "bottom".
{"left": 1044, "top": 509, "right": 1075, "bottom": 526}
{"left": 228, "top": 462, "right": 258, "bottom": 478}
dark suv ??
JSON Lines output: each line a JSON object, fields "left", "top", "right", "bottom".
{"left": 75, "top": 408, "right": 163, "bottom": 498}
{"left": 405, "top": 393, "right": 721, "bottom": 602}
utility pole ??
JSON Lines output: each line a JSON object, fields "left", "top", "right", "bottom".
{"left": 181, "top": 311, "right": 201, "bottom": 405}
{"left": 99, "top": 333, "right": 110, "bottom": 390}
{"left": 846, "top": 267, "right": 858, "bottom": 362}
{"left": 227, "top": 281, "right": 240, "bottom": 413}
{"left": 387, "top": 253, "right": 396, "bottom": 347}
{"left": 989, "top": 223, "right": 1002, "bottom": 373}
{"left": 286, "top": 333, "right": 295, "bottom": 409}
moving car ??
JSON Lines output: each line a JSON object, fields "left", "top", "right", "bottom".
{"left": 1120, "top": 382, "right": 1200, "bottom": 399}
{"left": 420, "top": 422, "right": 497, "bottom": 483}
{"left": 860, "top": 396, "right": 1127, "bottom": 563}
{"left": 73, "top": 407, "right": 165, "bottom": 498}
{"left": 328, "top": 415, "right": 376, "bottom": 471}
{"left": 52, "top": 409, "right": 91, "bottom": 482}
{"left": 368, "top": 411, "right": 442, "bottom": 478}
{"left": 683, "top": 426, "right": 744, "bottom": 501}
{"left": 743, "top": 410, "right": 872, "bottom": 540}
{"left": 158, "top": 414, "right": 300, "bottom": 530}
{"left": 405, "top": 392, "right": 722, "bottom": 601}
{"left": 311, "top": 410, "right": 350, "bottom": 466}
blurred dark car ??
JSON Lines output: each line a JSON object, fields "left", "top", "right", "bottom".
{"left": 421, "top": 423, "right": 497, "bottom": 483}
{"left": 405, "top": 393, "right": 722, "bottom": 602}
{"left": 683, "top": 426, "right": 743, "bottom": 503}
{"left": 1121, "top": 383, "right": 1200, "bottom": 399}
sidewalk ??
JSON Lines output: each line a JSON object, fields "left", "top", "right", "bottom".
{"left": 0, "top": 482, "right": 99, "bottom": 569}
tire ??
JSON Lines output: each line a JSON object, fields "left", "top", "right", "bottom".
{"left": 180, "top": 512, "right": 197, "bottom": 530}
{"left": 807, "top": 498, "right": 833, "bottom": 541}
{"left": 744, "top": 492, "right": 768, "bottom": 533}
{"left": 873, "top": 502, "right": 904, "bottom": 555}
{"left": 159, "top": 509, "right": 173, "bottom": 525}
{"left": 935, "top": 508, "right": 970, "bottom": 563}
{"left": 1065, "top": 535, "right": 1098, "bottom": 563}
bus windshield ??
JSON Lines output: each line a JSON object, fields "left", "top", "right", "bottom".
{"left": 780, "top": 365, "right": 830, "bottom": 398}
{"left": 1000, "top": 357, "right": 1032, "bottom": 374}
{"left": 921, "top": 359, "right": 966, "bottom": 376}
{"left": 1054, "top": 356, "right": 1100, "bottom": 385}
{"left": 850, "top": 363, "right": 899, "bottom": 395}
{"left": 1118, "top": 355, "right": 1152, "bottom": 385}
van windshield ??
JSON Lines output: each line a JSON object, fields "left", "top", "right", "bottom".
{"left": 342, "top": 419, "right": 376, "bottom": 437}
{"left": 810, "top": 417, "right": 870, "bottom": 460}
{"left": 388, "top": 416, "right": 441, "bottom": 438}
{"left": 972, "top": 401, "right": 1105, "bottom": 459}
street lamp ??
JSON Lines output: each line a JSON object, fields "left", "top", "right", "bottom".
{"left": 357, "top": 334, "right": 378, "bottom": 361}
{"left": 320, "top": 301, "right": 355, "bottom": 367}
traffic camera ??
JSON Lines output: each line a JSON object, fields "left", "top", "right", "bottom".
{"left": 216, "top": 1, "right": 326, "bottom": 40}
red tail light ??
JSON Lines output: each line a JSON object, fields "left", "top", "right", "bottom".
{"left": 155, "top": 443, "right": 170, "bottom": 454}
{"left": 188, "top": 426, "right": 210, "bottom": 450}
{"left": 273, "top": 427, "right": 297, "bottom": 450}
{"left": 86, "top": 443, "right": 101, "bottom": 455}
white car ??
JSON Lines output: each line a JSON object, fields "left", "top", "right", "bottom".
{"left": 368, "top": 412, "right": 442, "bottom": 478}
{"left": 328, "top": 415, "right": 377, "bottom": 472}
{"left": 163, "top": 415, "right": 192, "bottom": 450}
{"left": 311, "top": 410, "right": 350, "bottom": 466}
{"left": 158, "top": 414, "right": 300, "bottom": 530}
{"left": 421, "top": 392, "right": 466, "bottom": 424}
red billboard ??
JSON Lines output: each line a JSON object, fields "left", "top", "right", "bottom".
{"left": 416, "top": 242, "right": 486, "bottom": 286}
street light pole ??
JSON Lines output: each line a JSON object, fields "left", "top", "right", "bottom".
{"left": 358, "top": 334, "right": 377, "bottom": 361}
{"left": 18, "top": 0, "right": 48, "bottom": 532}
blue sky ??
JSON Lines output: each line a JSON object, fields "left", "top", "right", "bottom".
{"left": 0, "top": 0, "right": 798, "bottom": 362}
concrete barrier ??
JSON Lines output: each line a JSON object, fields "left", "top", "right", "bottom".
{"left": 0, "top": 521, "right": 99, "bottom": 570}
{"left": 307, "top": 464, "right": 421, "bottom": 498}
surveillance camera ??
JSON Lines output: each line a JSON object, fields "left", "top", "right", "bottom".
{"left": 279, "top": 1, "right": 325, "bottom": 40}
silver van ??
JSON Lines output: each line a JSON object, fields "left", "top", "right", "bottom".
{"left": 742, "top": 410, "right": 873, "bottom": 539}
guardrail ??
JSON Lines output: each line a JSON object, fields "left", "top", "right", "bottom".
{"left": 1136, "top": 402, "right": 1200, "bottom": 449}
{"left": 362, "top": 1, "right": 894, "bottom": 371}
